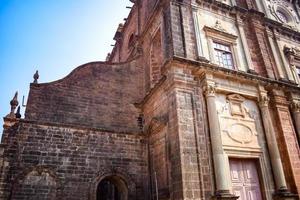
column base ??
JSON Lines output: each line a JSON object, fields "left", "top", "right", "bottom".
{"left": 212, "top": 190, "right": 239, "bottom": 200}
{"left": 274, "top": 188, "right": 299, "bottom": 200}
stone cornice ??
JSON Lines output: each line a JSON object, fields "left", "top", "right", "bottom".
{"left": 173, "top": 55, "right": 300, "bottom": 91}
{"left": 137, "top": 55, "right": 300, "bottom": 108}
{"left": 203, "top": 25, "right": 238, "bottom": 41}
{"left": 264, "top": 18, "right": 300, "bottom": 41}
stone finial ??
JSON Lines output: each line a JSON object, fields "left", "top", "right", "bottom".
{"left": 33, "top": 70, "right": 39, "bottom": 84}
{"left": 6, "top": 92, "right": 19, "bottom": 118}
{"left": 106, "top": 53, "right": 111, "bottom": 61}
{"left": 213, "top": 20, "right": 226, "bottom": 32}
{"left": 15, "top": 106, "right": 21, "bottom": 119}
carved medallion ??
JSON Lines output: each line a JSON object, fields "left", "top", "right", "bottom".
{"left": 226, "top": 123, "right": 254, "bottom": 144}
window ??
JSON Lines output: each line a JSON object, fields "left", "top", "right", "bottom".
{"left": 213, "top": 42, "right": 234, "bottom": 69}
{"left": 276, "top": 10, "right": 288, "bottom": 23}
{"left": 203, "top": 21, "right": 239, "bottom": 71}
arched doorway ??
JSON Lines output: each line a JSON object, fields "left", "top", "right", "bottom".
{"left": 96, "top": 176, "right": 128, "bottom": 200}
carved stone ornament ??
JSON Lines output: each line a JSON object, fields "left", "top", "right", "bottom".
{"left": 227, "top": 94, "right": 246, "bottom": 117}
{"left": 204, "top": 84, "right": 216, "bottom": 97}
{"left": 267, "top": 0, "right": 299, "bottom": 29}
{"left": 284, "top": 46, "right": 300, "bottom": 65}
{"left": 6, "top": 92, "right": 19, "bottom": 118}
{"left": 259, "top": 94, "right": 270, "bottom": 107}
{"left": 291, "top": 100, "right": 300, "bottom": 112}
{"left": 213, "top": 20, "right": 227, "bottom": 33}
{"left": 203, "top": 21, "right": 238, "bottom": 41}
{"left": 33, "top": 70, "right": 39, "bottom": 84}
{"left": 226, "top": 123, "right": 255, "bottom": 144}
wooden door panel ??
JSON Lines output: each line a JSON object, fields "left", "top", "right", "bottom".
{"left": 232, "top": 187, "right": 244, "bottom": 200}
{"left": 245, "top": 187, "right": 262, "bottom": 200}
{"left": 230, "top": 159, "right": 263, "bottom": 200}
{"left": 243, "top": 161, "right": 260, "bottom": 185}
{"left": 230, "top": 160, "right": 243, "bottom": 184}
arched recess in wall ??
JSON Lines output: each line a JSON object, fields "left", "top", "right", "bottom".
{"left": 90, "top": 167, "right": 136, "bottom": 200}
{"left": 96, "top": 175, "right": 128, "bottom": 200}
{"left": 10, "top": 166, "right": 59, "bottom": 200}
{"left": 149, "top": 28, "right": 163, "bottom": 88}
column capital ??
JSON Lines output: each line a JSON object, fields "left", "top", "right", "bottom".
{"left": 291, "top": 100, "right": 300, "bottom": 113}
{"left": 204, "top": 84, "right": 216, "bottom": 97}
{"left": 236, "top": 17, "right": 244, "bottom": 26}
{"left": 259, "top": 94, "right": 269, "bottom": 107}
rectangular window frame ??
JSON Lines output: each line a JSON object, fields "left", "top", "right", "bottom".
{"left": 213, "top": 41, "right": 235, "bottom": 70}
{"left": 203, "top": 25, "right": 240, "bottom": 70}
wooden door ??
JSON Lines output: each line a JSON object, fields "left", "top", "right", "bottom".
{"left": 230, "top": 159, "right": 263, "bottom": 200}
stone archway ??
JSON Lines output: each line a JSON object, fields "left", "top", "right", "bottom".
{"left": 90, "top": 167, "right": 136, "bottom": 200}
{"left": 96, "top": 175, "right": 128, "bottom": 200}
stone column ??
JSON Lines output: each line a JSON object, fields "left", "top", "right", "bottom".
{"left": 291, "top": 100, "right": 300, "bottom": 142}
{"left": 236, "top": 15, "right": 254, "bottom": 73}
{"left": 274, "top": 33, "right": 294, "bottom": 82}
{"left": 266, "top": 28, "right": 285, "bottom": 79}
{"left": 204, "top": 83, "right": 237, "bottom": 200}
{"left": 258, "top": 93, "right": 288, "bottom": 191}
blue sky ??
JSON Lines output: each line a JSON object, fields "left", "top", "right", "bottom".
{"left": 0, "top": 0, "right": 132, "bottom": 134}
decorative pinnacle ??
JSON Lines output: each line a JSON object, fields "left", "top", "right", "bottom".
{"left": 33, "top": 70, "right": 39, "bottom": 84}
{"left": 15, "top": 106, "right": 21, "bottom": 119}
{"left": 6, "top": 91, "right": 19, "bottom": 118}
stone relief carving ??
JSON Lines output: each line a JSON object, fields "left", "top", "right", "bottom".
{"left": 204, "top": 84, "right": 216, "bottom": 97}
{"left": 224, "top": 123, "right": 256, "bottom": 144}
{"left": 267, "top": 0, "right": 299, "bottom": 29}
{"left": 284, "top": 46, "right": 300, "bottom": 65}
{"left": 203, "top": 20, "right": 238, "bottom": 41}
{"left": 291, "top": 100, "right": 300, "bottom": 112}
{"left": 283, "top": 45, "right": 300, "bottom": 83}
{"left": 213, "top": 20, "right": 227, "bottom": 33}
{"left": 227, "top": 94, "right": 246, "bottom": 117}
{"left": 259, "top": 94, "right": 270, "bottom": 107}
{"left": 216, "top": 94, "right": 261, "bottom": 150}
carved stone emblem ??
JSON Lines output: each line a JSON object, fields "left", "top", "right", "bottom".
{"left": 217, "top": 94, "right": 261, "bottom": 150}
{"left": 227, "top": 94, "right": 246, "bottom": 117}
{"left": 226, "top": 123, "right": 254, "bottom": 144}
{"left": 213, "top": 20, "right": 227, "bottom": 33}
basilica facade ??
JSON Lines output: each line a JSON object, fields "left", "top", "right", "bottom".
{"left": 1, "top": 0, "right": 300, "bottom": 199}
